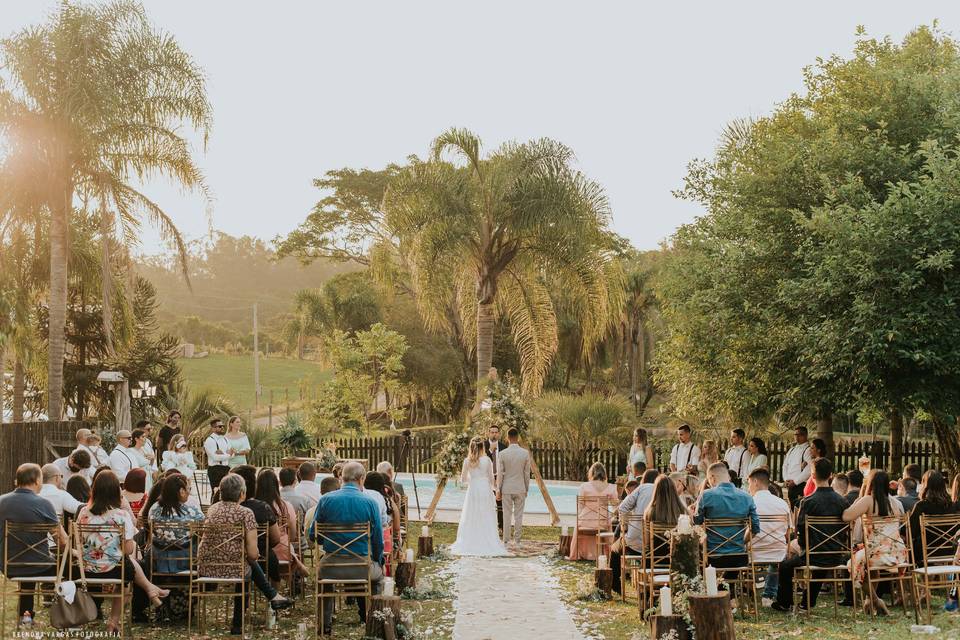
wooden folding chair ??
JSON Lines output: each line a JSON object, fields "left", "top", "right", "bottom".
{"left": 913, "top": 514, "right": 960, "bottom": 623}
{"left": 315, "top": 523, "right": 373, "bottom": 639}
{"left": 574, "top": 495, "right": 615, "bottom": 560}
{"left": 637, "top": 521, "right": 673, "bottom": 614}
{"left": 618, "top": 513, "right": 645, "bottom": 602}
{"left": 701, "top": 518, "right": 759, "bottom": 618}
{"left": 193, "top": 471, "right": 212, "bottom": 505}
{"left": 72, "top": 522, "right": 128, "bottom": 636}
{"left": 148, "top": 521, "right": 196, "bottom": 586}
{"left": 750, "top": 514, "right": 791, "bottom": 601}
{"left": 189, "top": 522, "right": 247, "bottom": 636}
{"left": 1, "top": 522, "right": 64, "bottom": 637}
{"left": 859, "top": 514, "right": 917, "bottom": 621}
{"left": 794, "top": 516, "right": 855, "bottom": 616}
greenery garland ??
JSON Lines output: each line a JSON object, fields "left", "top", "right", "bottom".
{"left": 475, "top": 372, "right": 531, "bottom": 436}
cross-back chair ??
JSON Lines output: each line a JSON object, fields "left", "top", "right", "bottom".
{"left": 71, "top": 522, "right": 128, "bottom": 636}
{"left": 913, "top": 514, "right": 960, "bottom": 623}
{"left": 574, "top": 495, "right": 616, "bottom": 560}
{"left": 859, "top": 514, "right": 917, "bottom": 621}
{"left": 795, "top": 516, "right": 855, "bottom": 616}
{"left": 701, "top": 517, "right": 759, "bottom": 618}
{"left": 315, "top": 523, "right": 373, "bottom": 639}
{"left": 1, "top": 522, "right": 64, "bottom": 637}
{"left": 618, "top": 513, "right": 645, "bottom": 602}
{"left": 189, "top": 522, "right": 247, "bottom": 636}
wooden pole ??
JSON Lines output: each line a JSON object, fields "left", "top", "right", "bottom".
{"left": 395, "top": 562, "right": 417, "bottom": 593}
{"left": 559, "top": 534, "right": 572, "bottom": 557}
{"left": 253, "top": 303, "right": 260, "bottom": 408}
{"left": 423, "top": 477, "right": 447, "bottom": 523}
{"left": 650, "top": 615, "right": 690, "bottom": 640}
{"left": 364, "top": 594, "right": 402, "bottom": 639}
{"left": 417, "top": 536, "right": 434, "bottom": 558}
{"left": 530, "top": 456, "right": 560, "bottom": 526}
{"left": 688, "top": 593, "right": 735, "bottom": 640}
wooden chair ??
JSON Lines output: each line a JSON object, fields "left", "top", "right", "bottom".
{"left": 399, "top": 494, "right": 409, "bottom": 542}
{"left": 637, "top": 521, "right": 673, "bottom": 613}
{"left": 315, "top": 523, "right": 373, "bottom": 639}
{"left": 148, "top": 521, "right": 196, "bottom": 586}
{"left": 859, "top": 514, "right": 917, "bottom": 621}
{"left": 72, "top": 522, "right": 128, "bottom": 636}
{"left": 1, "top": 522, "right": 64, "bottom": 637}
{"left": 193, "top": 471, "right": 212, "bottom": 505}
{"left": 750, "top": 514, "right": 791, "bottom": 601}
{"left": 618, "top": 513, "right": 645, "bottom": 602}
{"left": 794, "top": 516, "right": 855, "bottom": 616}
{"left": 189, "top": 522, "right": 247, "bottom": 636}
{"left": 574, "top": 495, "right": 616, "bottom": 560}
{"left": 701, "top": 518, "right": 759, "bottom": 617}
{"left": 913, "top": 514, "right": 960, "bottom": 623}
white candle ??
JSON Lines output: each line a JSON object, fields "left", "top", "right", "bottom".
{"left": 677, "top": 515, "right": 691, "bottom": 534}
{"left": 597, "top": 555, "right": 608, "bottom": 570}
{"left": 421, "top": 525, "right": 430, "bottom": 537}
{"left": 705, "top": 566, "right": 718, "bottom": 596}
{"left": 561, "top": 525, "right": 569, "bottom": 537}
{"left": 405, "top": 548, "right": 414, "bottom": 563}
{"left": 660, "top": 586, "right": 672, "bottom": 616}
{"left": 383, "top": 577, "right": 395, "bottom": 597}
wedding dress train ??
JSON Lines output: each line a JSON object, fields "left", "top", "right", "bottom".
{"left": 449, "top": 456, "right": 509, "bottom": 557}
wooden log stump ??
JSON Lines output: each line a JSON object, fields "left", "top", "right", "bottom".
{"left": 418, "top": 535, "right": 434, "bottom": 558}
{"left": 558, "top": 534, "right": 572, "bottom": 557}
{"left": 670, "top": 531, "right": 701, "bottom": 587}
{"left": 650, "top": 615, "right": 690, "bottom": 640}
{"left": 595, "top": 567, "right": 613, "bottom": 597}
{"left": 365, "top": 594, "right": 402, "bottom": 640}
{"left": 395, "top": 561, "right": 417, "bottom": 593}
{"left": 688, "top": 593, "right": 735, "bottom": 640}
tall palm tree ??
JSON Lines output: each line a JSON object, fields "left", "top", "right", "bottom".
{"left": 0, "top": 1, "right": 211, "bottom": 419}
{"left": 385, "top": 128, "right": 618, "bottom": 396}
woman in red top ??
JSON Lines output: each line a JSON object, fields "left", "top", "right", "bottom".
{"left": 122, "top": 467, "right": 148, "bottom": 517}
{"left": 802, "top": 439, "right": 828, "bottom": 498}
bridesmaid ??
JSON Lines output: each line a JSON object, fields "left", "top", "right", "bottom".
{"left": 628, "top": 428, "right": 655, "bottom": 480}
{"left": 225, "top": 416, "right": 251, "bottom": 467}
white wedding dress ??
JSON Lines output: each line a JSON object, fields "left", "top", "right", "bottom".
{"left": 449, "top": 456, "right": 509, "bottom": 556}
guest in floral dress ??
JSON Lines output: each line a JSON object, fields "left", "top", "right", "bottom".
{"left": 843, "top": 469, "right": 908, "bottom": 615}
{"left": 569, "top": 462, "right": 619, "bottom": 561}
{"left": 197, "top": 473, "right": 293, "bottom": 634}
{"left": 75, "top": 470, "right": 170, "bottom": 634}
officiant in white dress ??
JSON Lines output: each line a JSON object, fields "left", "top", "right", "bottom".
{"left": 450, "top": 436, "right": 509, "bottom": 557}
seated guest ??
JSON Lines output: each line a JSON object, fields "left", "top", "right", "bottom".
{"left": 75, "top": 470, "right": 170, "bottom": 633}
{"left": 897, "top": 477, "right": 919, "bottom": 513}
{"left": 845, "top": 470, "right": 864, "bottom": 505}
{"left": 65, "top": 475, "right": 91, "bottom": 505}
{"left": 303, "top": 476, "right": 343, "bottom": 536}
{"left": 670, "top": 472, "right": 697, "bottom": 508}
{"left": 746, "top": 467, "right": 791, "bottom": 606}
{"left": 279, "top": 467, "right": 314, "bottom": 517}
{"left": 312, "top": 462, "right": 384, "bottom": 634}
{"left": 256, "top": 468, "right": 309, "bottom": 578}
{"left": 232, "top": 465, "right": 282, "bottom": 584}
{"left": 331, "top": 462, "right": 345, "bottom": 485}
{"left": 568, "top": 462, "right": 619, "bottom": 561}
{"left": 39, "top": 463, "right": 82, "bottom": 519}
{"left": 296, "top": 462, "right": 321, "bottom": 504}
{"left": 694, "top": 463, "right": 759, "bottom": 574}
{"left": 772, "top": 458, "right": 848, "bottom": 612}
{"left": 908, "top": 470, "right": 956, "bottom": 568}
{"left": 161, "top": 435, "right": 197, "bottom": 476}
{"left": 54, "top": 449, "right": 93, "bottom": 484}
{"left": 624, "top": 480, "right": 639, "bottom": 494}
{"left": 0, "top": 463, "right": 69, "bottom": 622}
{"left": 364, "top": 472, "right": 401, "bottom": 563}
{"left": 148, "top": 474, "right": 204, "bottom": 573}
{"left": 122, "top": 468, "right": 148, "bottom": 518}
{"left": 831, "top": 473, "right": 849, "bottom": 499}
{"left": 376, "top": 461, "right": 405, "bottom": 497}
{"left": 198, "top": 474, "right": 293, "bottom": 634}
{"left": 844, "top": 469, "right": 908, "bottom": 614}
{"left": 802, "top": 439, "right": 827, "bottom": 498}
{"left": 611, "top": 473, "right": 677, "bottom": 595}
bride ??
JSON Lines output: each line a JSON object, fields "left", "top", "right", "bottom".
{"left": 449, "top": 436, "right": 509, "bottom": 556}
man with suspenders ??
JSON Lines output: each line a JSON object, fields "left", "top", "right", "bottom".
{"left": 781, "top": 426, "right": 813, "bottom": 508}
{"left": 108, "top": 429, "right": 135, "bottom": 482}
{"left": 669, "top": 424, "right": 701, "bottom": 474}
{"left": 724, "top": 428, "right": 749, "bottom": 480}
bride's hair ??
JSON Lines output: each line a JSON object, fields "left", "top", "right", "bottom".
{"left": 466, "top": 436, "right": 485, "bottom": 468}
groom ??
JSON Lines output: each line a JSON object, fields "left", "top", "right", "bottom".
{"left": 496, "top": 427, "right": 531, "bottom": 546}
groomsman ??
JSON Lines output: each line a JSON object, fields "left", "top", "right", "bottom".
{"left": 669, "top": 424, "right": 700, "bottom": 474}
{"left": 486, "top": 424, "right": 508, "bottom": 533}
{"left": 781, "top": 426, "right": 813, "bottom": 508}
{"left": 724, "top": 428, "right": 749, "bottom": 479}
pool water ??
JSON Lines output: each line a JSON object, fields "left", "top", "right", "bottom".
{"left": 392, "top": 473, "right": 579, "bottom": 515}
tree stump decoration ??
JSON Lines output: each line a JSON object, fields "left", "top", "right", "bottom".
{"left": 395, "top": 561, "right": 417, "bottom": 593}
{"left": 595, "top": 567, "right": 613, "bottom": 597}
{"left": 650, "top": 615, "right": 691, "bottom": 640}
{"left": 688, "top": 592, "right": 736, "bottom": 640}
{"left": 365, "top": 594, "right": 403, "bottom": 640}
{"left": 558, "top": 534, "right": 572, "bottom": 557}
{"left": 670, "top": 531, "right": 701, "bottom": 587}
{"left": 418, "top": 535, "right": 434, "bottom": 558}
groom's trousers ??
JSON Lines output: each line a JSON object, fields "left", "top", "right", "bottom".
{"left": 502, "top": 493, "right": 526, "bottom": 543}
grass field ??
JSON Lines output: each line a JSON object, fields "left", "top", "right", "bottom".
{"left": 178, "top": 354, "right": 331, "bottom": 411}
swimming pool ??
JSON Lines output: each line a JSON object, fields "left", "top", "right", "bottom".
{"left": 391, "top": 473, "right": 579, "bottom": 515}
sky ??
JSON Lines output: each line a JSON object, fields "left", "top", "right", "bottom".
{"left": 4, "top": 1, "right": 960, "bottom": 255}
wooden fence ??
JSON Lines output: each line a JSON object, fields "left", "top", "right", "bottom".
{"left": 0, "top": 421, "right": 85, "bottom": 491}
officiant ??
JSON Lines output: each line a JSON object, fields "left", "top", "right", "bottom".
{"left": 486, "top": 424, "right": 508, "bottom": 533}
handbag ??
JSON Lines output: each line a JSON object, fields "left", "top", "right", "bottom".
{"left": 50, "top": 534, "right": 99, "bottom": 629}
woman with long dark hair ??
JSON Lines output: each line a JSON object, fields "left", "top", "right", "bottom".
{"left": 802, "top": 438, "right": 828, "bottom": 498}
{"left": 255, "top": 468, "right": 309, "bottom": 577}
{"left": 364, "top": 471, "right": 402, "bottom": 568}
{"left": 744, "top": 437, "right": 768, "bottom": 475}
{"left": 908, "top": 470, "right": 956, "bottom": 565}
{"left": 842, "top": 469, "right": 908, "bottom": 614}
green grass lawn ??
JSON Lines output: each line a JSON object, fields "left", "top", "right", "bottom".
{"left": 178, "top": 354, "right": 331, "bottom": 411}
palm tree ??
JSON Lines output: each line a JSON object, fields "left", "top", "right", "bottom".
{"left": 0, "top": 1, "right": 212, "bottom": 419}
{"left": 385, "top": 128, "right": 618, "bottom": 396}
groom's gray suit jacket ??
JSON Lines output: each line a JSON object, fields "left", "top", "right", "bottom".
{"left": 496, "top": 444, "right": 531, "bottom": 495}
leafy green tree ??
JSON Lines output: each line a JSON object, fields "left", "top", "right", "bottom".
{"left": 0, "top": 1, "right": 212, "bottom": 418}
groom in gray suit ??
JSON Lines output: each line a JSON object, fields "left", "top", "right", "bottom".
{"left": 495, "top": 427, "right": 532, "bottom": 545}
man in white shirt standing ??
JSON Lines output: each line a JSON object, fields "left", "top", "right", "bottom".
{"left": 39, "top": 463, "right": 82, "bottom": 518}
{"left": 75, "top": 430, "right": 110, "bottom": 468}
{"left": 669, "top": 424, "right": 701, "bottom": 474}
{"left": 781, "top": 426, "right": 813, "bottom": 508}
{"left": 203, "top": 418, "right": 231, "bottom": 488}
{"left": 109, "top": 429, "right": 135, "bottom": 482}
{"left": 724, "top": 428, "right": 749, "bottom": 480}
{"left": 746, "top": 467, "right": 791, "bottom": 606}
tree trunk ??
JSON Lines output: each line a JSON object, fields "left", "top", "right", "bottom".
{"left": 13, "top": 358, "right": 25, "bottom": 422}
{"left": 47, "top": 187, "right": 71, "bottom": 421}
{"left": 688, "top": 593, "right": 735, "bottom": 640}
{"left": 889, "top": 407, "right": 904, "bottom": 477}
{"left": 296, "top": 331, "right": 304, "bottom": 360}
{"left": 932, "top": 414, "right": 960, "bottom": 475}
{"left": 0, "top": 345, "right": 5, "bottom": 422}
{"left": 476, "top": 301, "right": 495, "bottom": 390}
{"left": 99, "top": 198, "right": 116, "bottom": 358}
{"left": 817, "top": 406, "right": 834, "bottom": 459}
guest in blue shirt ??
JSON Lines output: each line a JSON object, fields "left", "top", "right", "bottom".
{"left": 312, "top": 461, "right": 383, "bottom": 633}
{"left": 695, "top": 462, "right": 760, "bottom": 568}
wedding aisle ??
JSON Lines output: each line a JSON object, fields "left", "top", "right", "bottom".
{"left": 451, "top": 556, "right": 584, "bottom": 640}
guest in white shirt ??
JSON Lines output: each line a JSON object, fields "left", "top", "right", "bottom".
{"left": 747, "top": 467, "right": 791, "bottom": 604}
{"left": 723, "top": 429, "right": 749, "bottom": 479}
{"left": 202, "top": 418, "right": 231, "bottom": 488}
{"left": 279, "top": 467, "right": 315, "bottom": 515}
{"left": 40, "top": 463, "right": 82, "bottom": 517}
{"left": 617, "top": 469, "right": 659, "bottom": 553}
{"left": 161, "top": 435, "right": 197, "bottom": 476}
{"left": 109, "top": 429, "right": 136, "bottom": 482}
{"left": 669, "top": 424, "right": 701, "bottom": 474}
{"left": 781, "top": 426, "right": 813, "bottom": 508}
{"left": 54, "top": 449, "right": 94, "bottom": 484}
{"left": 744, "top": 437, "right": 769, "bottom": 475}
{"left": 295, "top": 461, "right": 321, "bottom": 503}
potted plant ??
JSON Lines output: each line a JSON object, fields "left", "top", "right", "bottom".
{"left": 277, "top": 413, "right": 312, "bottom": 457}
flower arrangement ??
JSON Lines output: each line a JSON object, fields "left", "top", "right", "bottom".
{"left": 434, "top": 429, "right": 473, "bottom": 481}
{"left": 475, "top": 372, "right": 530, "bottom": 436}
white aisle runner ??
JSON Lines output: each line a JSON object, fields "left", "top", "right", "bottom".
{"left": 452, "top": 556, "right": 584, "bottom": 640}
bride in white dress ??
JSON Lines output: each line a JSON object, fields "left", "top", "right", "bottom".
{"left": 449, "top": 436, "right": 509, "bottom": 556}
